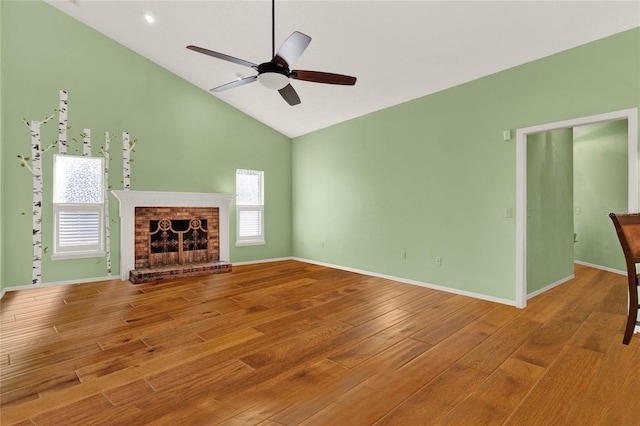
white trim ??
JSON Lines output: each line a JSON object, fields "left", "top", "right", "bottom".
{"left": 111, "top": 190, "right": 235, "bottom": 281}
{"left": 516, "top": 108, "right": 638, "bottom": 308}
{"left": 292, "top": 257, "right": 517, "bottom": 307}
{"left": 0, "top": 258, "right": 291, "bottom": 299}
{"left": 53, "top": 155, "right": 105, "bottom": 258}
{"left": 232, "top": 256, "right": 293, "bottom": 266}
{"left": 236, "top": 169, "right": 265, "bottom": 246}
{"left": 1, "top": 257, "right": 515, "bottom": 307}
{"left": 0, "top": 259, "right": 294, "bottom": 299}
{"left": 527, "top": 274, "right": 574, "bottom": 299}
{"left": 573, "top": 260, "right": 625, "bottom": 276}
{"left": 0, "top": 275, "right": 114, "bottom": 299}
{"left": 235, "top": 240, "right": 266, "bottom": 247}
{"left": 51, "top": 251, "right": 106, "bottom": 261}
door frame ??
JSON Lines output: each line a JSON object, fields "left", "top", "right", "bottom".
{"left": 515, "top": 108, "right": 638, "bottom": 308}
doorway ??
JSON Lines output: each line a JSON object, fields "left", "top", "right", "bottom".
{"left": 515, "top": 108, "right": 638, "bottom": 308}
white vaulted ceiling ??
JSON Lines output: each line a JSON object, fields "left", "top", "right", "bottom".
{"left": 45, "top": 1, "right": 640, "bottom": 138}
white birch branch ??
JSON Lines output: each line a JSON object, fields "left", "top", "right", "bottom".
{"left": 42, "top": 112, "right": 56, "bottom": 125}
{"left": 82, "top": 129, "right": 91, "bottom": 157}
{"left": 123, "top": 132, "right": 131, "bottom": 190}
{"left": 41, "top": 141, "right": 58, "bottom": 154}
{"left": 59, "top": 90, "right": 68, "bottom": 154}
{"left": 17, "top": 155, "right": 35, "bottom": 175}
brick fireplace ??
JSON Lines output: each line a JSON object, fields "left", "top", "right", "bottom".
{"left": 112, "top": 191, "right": 235, "bottom": 283}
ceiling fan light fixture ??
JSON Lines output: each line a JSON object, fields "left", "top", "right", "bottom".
{"left": 257, "top": 72, "right": 290, "bottom": 90}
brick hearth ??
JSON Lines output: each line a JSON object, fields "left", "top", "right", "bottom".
{"left": 129, "top": 261, "right": 232, "bottom": 284}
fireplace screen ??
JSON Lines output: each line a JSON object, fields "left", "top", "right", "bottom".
{"left": 149, "top": 218, "right": 209, "bottom": 266}
{"left": 134, "top": 206, "right": 220, "bottom": 269}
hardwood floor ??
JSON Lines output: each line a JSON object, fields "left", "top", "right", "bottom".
{"left": 1, "top": 260, "right": 638, "bottom": 425}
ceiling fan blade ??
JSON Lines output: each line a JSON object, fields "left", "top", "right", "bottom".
{"left": 187, "top": 45, "right": 258, "bottom": 69}
{"left": 274, "top": 31, "right": 311, "bottom": 68}
{"left": 210, "top": 76, "right": 257, "bottom": 92}
{"left": 291, "top": 70, "right": 357, "bottom": 86}
{"left": 278, "top": 84, "right": 301, "bottom": 106}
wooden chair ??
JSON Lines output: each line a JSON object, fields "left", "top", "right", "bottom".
{"left": 609, "top": 213, "right": 640, "bottom": 345}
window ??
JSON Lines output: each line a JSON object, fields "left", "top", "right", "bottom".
{"left": 236, "top": 169, "right": 265, "bottom": 246}
{"left": 52, "top": 155, "right": 105, "bottom": 259}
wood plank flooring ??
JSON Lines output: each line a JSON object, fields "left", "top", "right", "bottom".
{"left": 1, "top": 260, "right": 638, "bottom": 425}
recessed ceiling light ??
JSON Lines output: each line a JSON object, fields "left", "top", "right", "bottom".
{"left": 143, "top": 13, "right": 155, "bottom": 24}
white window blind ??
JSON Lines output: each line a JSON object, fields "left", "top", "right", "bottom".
{"left": 53, "top": 155, "right": 105, "bottom": 259}
{"left": 57, "top": 210, "right": 101, "bottom": 246}
{"left": 236, "top": 169, "right": 265, "bottom": 246}
{"left": 238, "top": 208, "right": 262, "bottom": 238}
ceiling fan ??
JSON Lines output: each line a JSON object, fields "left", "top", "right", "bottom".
{"left": 186, "top": 0, "right": 357, "bottom": 106}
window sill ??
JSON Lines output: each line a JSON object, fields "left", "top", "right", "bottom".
{"left": 51, "top": 251, "right": 106, "bottom": 261}
{"left": 235, "top": 240, "right": 266, "bottom": 247}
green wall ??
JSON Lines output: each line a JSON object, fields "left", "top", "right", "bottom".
{"left": 0, "top": 1, "right": 292, "bottom": 290}
{"left": 2, "top": 1, "right": 638, "bottom": 304}
{"left": 527, "top": 129, "right": 574, "bottom": 293}
{"left": 574, "top": 120, "right": 628, "bottom": 271}
{"left": 292, "top": 27, "right": 639, "bottom": 302}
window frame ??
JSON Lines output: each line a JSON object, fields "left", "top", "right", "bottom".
{"left": 235, "top": 169, "right": 265, "bottom": 246}
{"left": 51, "top": 154, "right": 106, "bottom": 260}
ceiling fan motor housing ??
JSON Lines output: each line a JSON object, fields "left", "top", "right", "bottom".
{"left": 257, "top": 61, "right": 290, "bottom": 90}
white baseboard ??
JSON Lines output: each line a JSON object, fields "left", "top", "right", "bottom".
{"left": 0, "top": 275, "right": 117, "bottom": 299}
{"left": 527, "top": 274, "right": 575, "bottom": 299}
{"left": 0, "top": 258, "right": 297, "bottom": 299}
{"left": 232, "top": 256, "right": 294, "bottom": 266}
{"left": 292, "top": 257, "right": 517, "bottom": 307}
{"left": 2, "top": 257, "right": 520, "bottom": 308}
{"left": 573, "top": 260, "right": 625, "bottom": 276}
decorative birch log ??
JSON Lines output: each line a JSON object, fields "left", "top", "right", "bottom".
{"left": 18, "top": 111, "right": 56, "bottom": 285}
{"left": 58, "top": 90, "right": 68, "bottom": 155}
{"left": 30, "top": 121, "right": 43, "bottom": 285}
{"left": 82, "top": 129, "right": 91, "bottom": 157}
{"left": 103, "top": 132, "right": 112, "bottom": 276}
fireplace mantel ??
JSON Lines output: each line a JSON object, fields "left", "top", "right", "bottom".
{"left": 112, "top": 190, "right": 235, "bottom": 281}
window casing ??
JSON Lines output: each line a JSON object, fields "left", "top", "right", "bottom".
{"left": 52, "top": 155, "right": 105, "bottom": 259}
{"left": 236, "top": 169, "right": 265, "bottom": 246}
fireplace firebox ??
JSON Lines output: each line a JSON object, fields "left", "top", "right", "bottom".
{"left": 134, "top": 207, "right": 220, "bottom": 269}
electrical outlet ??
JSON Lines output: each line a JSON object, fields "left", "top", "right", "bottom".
{"left": 321, "top": 241, "right": 325, "bottom": 248}
{"left": 401, "top": 251, "right": 407, "bottom": 260}
{"left": 435, "top": 256, "right": 442, "bottom": 266}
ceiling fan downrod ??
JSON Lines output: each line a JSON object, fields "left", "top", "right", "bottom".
{"left": 272, "top": 0, "right": 276, "bottom": 59}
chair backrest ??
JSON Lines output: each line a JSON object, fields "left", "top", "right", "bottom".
{"left": 609, "top": 213, "right": 640, "bottom": 344}
{"left": 609, "top": 213, "right": 640, "bottom": 270}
